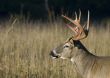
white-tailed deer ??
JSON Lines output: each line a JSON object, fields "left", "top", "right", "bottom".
{"left": 50, "top": 11, "right": 110, "bottom": 78}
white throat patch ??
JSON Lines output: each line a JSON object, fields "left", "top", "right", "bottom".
{"left": 71, "top": 58, "right": 75, "bottom": 63}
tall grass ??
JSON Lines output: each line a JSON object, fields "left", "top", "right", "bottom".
{"left": 0, "top": 19, "right": 109, "bottom": 78}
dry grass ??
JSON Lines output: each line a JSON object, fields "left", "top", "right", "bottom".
{"left": 0, "top": 19, "right": 109, "bottom": 78}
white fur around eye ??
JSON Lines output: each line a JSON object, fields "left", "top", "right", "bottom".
{"left": 64, "top": 43, "right": 70, "bottom": 48}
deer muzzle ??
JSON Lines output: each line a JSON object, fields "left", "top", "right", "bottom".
{"left": 50, "top": 50, "right": 59, "bottom": 59}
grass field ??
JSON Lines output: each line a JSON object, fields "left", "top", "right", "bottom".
{"left": 0, "top": 19, "right": 110, "bottom": 78}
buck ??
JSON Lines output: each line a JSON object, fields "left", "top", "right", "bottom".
{"left": 50, "top": 11, "right": 110, "bottom": 78}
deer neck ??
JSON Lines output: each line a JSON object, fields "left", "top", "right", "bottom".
{"left": 71, "top": 40, "right": 96, "bottom": 77}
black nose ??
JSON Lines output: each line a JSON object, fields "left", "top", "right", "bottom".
{"left": 49, "top": 51, "right": 55, "bottom": 56}
{"left": 49, "top": 51, "right": 59, "bottom": 58}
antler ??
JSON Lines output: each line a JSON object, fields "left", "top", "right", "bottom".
{"left": 62, "top": 10, "right": 90, "bottom": 40}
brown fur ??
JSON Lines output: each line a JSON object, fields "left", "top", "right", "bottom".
{"left": 50, "top": 40, "right": 110, "bottom": 78}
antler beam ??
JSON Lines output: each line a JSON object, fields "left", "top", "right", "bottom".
{"left": 62, "top": 10, "right": 90, "bottom": 40}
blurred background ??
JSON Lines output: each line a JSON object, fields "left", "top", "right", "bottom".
{"left": 0, "top": 0, "right": 110, "bottom": 20}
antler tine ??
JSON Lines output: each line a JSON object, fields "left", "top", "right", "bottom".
{"left": 82, "top": 10, "right": 90, "bottom": 38}
{"left": 75, "top": 12, "right": 78, "bottom": 21}
{"left": 87, "top": 10, "right": 90, "bottom": 31}
{"left": 61, "top": 15, "right": 77, "bottom": 25}
{"left": 62, "top": 14, "right": 81, "bottom": 28}
{"left": 78, "top": 10, "right": 81, "bottom": 23}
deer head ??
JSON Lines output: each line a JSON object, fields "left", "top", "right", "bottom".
{"left": 50, "top": 10, "right": 90, "bottom": 59}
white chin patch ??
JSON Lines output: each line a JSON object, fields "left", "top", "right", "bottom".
{"left": 60, "top": 57, "right": 66, "bottom": 59}
{"left": 52, "top": 57, "right": 57, "bottom": 59}
{"left": 71, "top": 58, "right": 75, "bottom": 62}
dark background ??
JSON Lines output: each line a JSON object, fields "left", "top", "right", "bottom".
{"left": 0, "top": 0, "right": 110, "bottom": 20}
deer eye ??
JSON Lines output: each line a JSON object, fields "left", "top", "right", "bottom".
{"left": 64, "top": 45, "right": 69, "bottom": 48}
